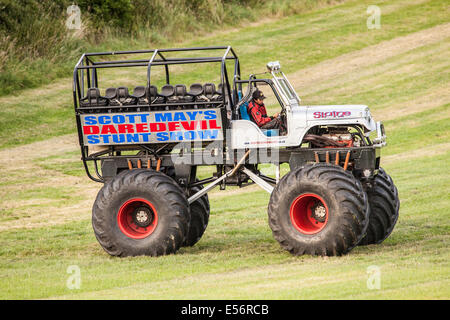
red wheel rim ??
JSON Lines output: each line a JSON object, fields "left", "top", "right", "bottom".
{"left": 290, "top": 193, "right": 329, "bottom": 234}
{"left": 117, "top": 198, "right": 158, "bottom": 239}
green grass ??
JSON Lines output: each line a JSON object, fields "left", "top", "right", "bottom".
{"left": 383, "top": 104, "right": 450, "bottom": 155}
{"left": 36, "top": 151, "right": 86, "bottom": 178}
{"left": 303, "top": 38, "right": 450, "bottom": 106}
{"left": 0, "top": 0, "right": 449, "bottom": 299}
{"left": 0, "top": 153, "right": 448, "bottom": 299}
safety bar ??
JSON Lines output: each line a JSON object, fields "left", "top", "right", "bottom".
{"left": 372, "top": 121, "right": 387, "bottom": 147}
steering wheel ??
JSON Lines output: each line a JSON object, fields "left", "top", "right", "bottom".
{"left": 280, "top": 108, "right": 287, "bottom": 123}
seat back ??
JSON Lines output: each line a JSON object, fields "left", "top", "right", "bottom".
{"left": 188, "top": 83, "right": 203, "bottom": 97}
{"left": 215, "top": 83, "right": 225, "bottom": 101}
{"left": 116, "top": 87, "right": 129, "bottom": 103}
{"left": 131, "top": 86, "right": 147, "bottom": 105}
{"left": 104, "top": 87, "right": 117, "bottom": 99}
{"left": 104, "top": 87, "right": 119, "bottom": 106}
{"left": 237, "top": 91, "right": 250, "bottom": 120}
{"left": 174, "top": 84, "right": 187, "bottom": 100}
{"left": 203, "top": 83, "right": 216, "bottom": 100}
{"left": 148, "top": 85, "right": 158, "bottom": 98}
{"left": 160, "top": 84, "right": 175, "bottom": 98}
{"left": 87, "top": 88, "right": 100, "bottom": 100}
{"left": 80, "top": 87, "right": 107, "bottom": 107}
{"left": 217, "top": 83, "right": 223, "bottom": 95}
{"left": 240, "top": 103, "right": 251, "bottom": 120}
{"left": 132, "top": 86, "right": 146, "bottom": 98}
{"left": 119, "top": 86, "right": 138, "bottom": 105}
{"left": 146, "top": 85, "right": 164, "bottom": 108}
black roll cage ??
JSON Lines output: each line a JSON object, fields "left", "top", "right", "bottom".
{"left": 73, "top": 46, "right": 240, "bottom": 108}
{"left": 234, "top": 77, "right": 287, "bottom": 118}
{"left": 72, "top": 46, "right": 241, "bottom": 182}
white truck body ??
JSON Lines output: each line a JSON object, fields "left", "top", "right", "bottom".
{"left": 230, "top": 65, "right": 384, "bottom": 149}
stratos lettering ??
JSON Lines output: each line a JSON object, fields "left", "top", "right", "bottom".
{"left": 313, "top": 111, "right": 352, "bottom": 119}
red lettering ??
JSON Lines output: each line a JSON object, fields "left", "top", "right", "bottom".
{"left": 135, "top": 123, "right": 148, "bottom": 133}
{"left": 118, "top": 124, "right": 135, "bottom": 133}
{"left": 180, "top": 121, "right": 197, "bottom": 130}
{"left": 149, "top": 123, "right": 166, "bottom": 132}
{"left": 208, "top": 120, "right": 221, "bottom": 129}
{"left": 83, "top": 125, "right": 99, "bottom": 134}
{"left": 100, "top": 125, "right": 117, "bottom": 134}
{"left": 168, "top": 122, "right": 181, "bottom": 131}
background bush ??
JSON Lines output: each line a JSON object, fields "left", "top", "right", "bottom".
{"left": 0, "top": 0, "right": 340, "bottom": 95}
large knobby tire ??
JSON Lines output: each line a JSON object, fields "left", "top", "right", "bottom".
{"left": 183, "top": 185, "right": 210, "bottom": 247}
{"left": 268, "top": 164, "right": 369, "bottom": 256}
{"left": 92, "top": 169, "right": 190, "bottom": 257}
{"left": 359, "top": 168, "right": 400, "bottom": 245}
{"left": 159, "top": 166, "right": 210, "bottom": 247}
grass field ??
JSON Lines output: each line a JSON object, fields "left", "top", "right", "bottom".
{"left": 0, "top": 0, "right": 449, "bottom": 299}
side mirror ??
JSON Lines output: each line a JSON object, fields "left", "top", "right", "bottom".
{"left": 267, "top": 61, "right": 281, "bottom": 72}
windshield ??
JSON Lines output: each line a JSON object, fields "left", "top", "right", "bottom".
{"left": 274, "top": 77, "right": 299, "bottom": 104}
{"left": 278, "top": 79, "right": 295, "bottom": 99}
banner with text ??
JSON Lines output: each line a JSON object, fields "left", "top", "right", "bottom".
{"left": 81, "top": 109, "right": 223, "bottom": 145}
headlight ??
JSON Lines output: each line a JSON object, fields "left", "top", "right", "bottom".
{"left": 267, "top": 61, "right": 281, "bottom": 72}
{"left": 373, "top": 121, "right": 387, "bottom": 147}
{"left": 365, "top": 108, "right": 371, "bottom": 121}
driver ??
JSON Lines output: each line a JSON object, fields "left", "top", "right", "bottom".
{"left": 248, "top": 89, "right": 283, "bottom": 131}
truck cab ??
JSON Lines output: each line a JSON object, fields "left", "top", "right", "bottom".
{"left": 231, "top": 61, "right": 385, "bottom": 150}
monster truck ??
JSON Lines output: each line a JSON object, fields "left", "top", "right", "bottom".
{"left": 72, "top": 46, "right": 399, "bottom": 257}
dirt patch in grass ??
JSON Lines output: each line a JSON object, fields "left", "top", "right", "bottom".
{"left": 373, "top": 85, "right": 450, "bottom": 121}
{"left": 382, "top": 142, "right": 450, "bottom": 166}
{"left": 290, "top": 22, "right": 450, "bottom": 96}
{"left": 0, "top": 134, "right": 99, "bottom": 230}
{"left": 0, "top": 79, "right": 72, "bottom": 105}
{"left": 0, "top": 134, "right": 78, "bottom": 162}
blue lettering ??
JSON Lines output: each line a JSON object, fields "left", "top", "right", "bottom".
{"left": 139, "top": 133, "right": 151, "bottom": 142}
{"left": 203, "top": 110, "right": 217, "bottom": 120}
{"left": 156, "top": 132, "right": 168, "bottom": 141}
{"left": 173, "top": 112, "right": 187, "bottom": 121}
{"left": 126, "top": 134, "right": 140, "bottom": 143}
{"left": 170, "top": 132, "right": 184, "bottom": 141}
{"left": 186, "top": 111, "right": 199, "bottom": 120}
{"left": 184, "top": 131, "right": 196, "bottom": 140}
{"left": 98, "top": 116, "right": 111, "bottom": 125}
{"left": 112, "top": 134, "right": 125, "bottom": 143}
{"left": 112, "top": 115, "right": 125, "bottom": 124}
{"left": 198, "top": 129, "right": 219, "bottom": 140}
{"left": 126, "top": 114, "right": 138, "bottom": 123}
{"left": 100, "top": 134, "right": 111, "bottom": 143}
{"left": 139, "top": 114, "right": 149, "bottom": 123}
{"left": 87, "top": 135, "right": 99, "bottom": 144}
{"left": 85, "top": 116, "right": 97, "bottom": 125}
{"left": 155, "top": 113, "right": 172, "bottom": 122}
